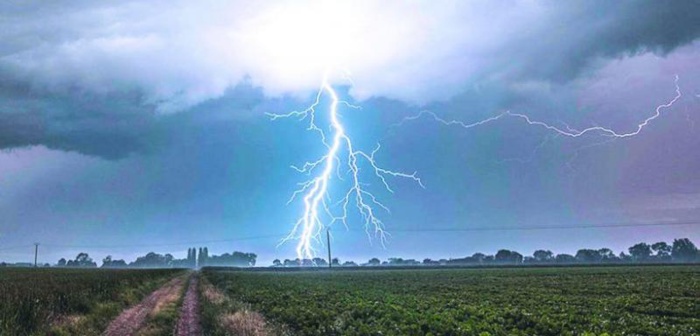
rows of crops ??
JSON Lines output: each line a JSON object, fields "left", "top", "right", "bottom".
{"left": 0, "top": 267, "right": 183, "bottom": 335}
{"left": 203, "top": 266, "right": 700, "bottom": 335}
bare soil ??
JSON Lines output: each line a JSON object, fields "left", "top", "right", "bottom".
{"left": 174, "top": 275, "right": 201, "bottom": 336}
{"left": 102, "top": 276, "right": 186, "bottom": 336}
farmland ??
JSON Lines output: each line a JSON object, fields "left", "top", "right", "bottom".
{"left": 202, "top": 266, "right": 700, "bottom": 335}
{"left": 0, "top": 268, "right": 184, "bottom": 335}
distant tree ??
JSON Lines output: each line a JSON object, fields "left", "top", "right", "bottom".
{"left": 423, "top": 258, "right": 440, "bottom": 265}
{"left": 206, "top": 251, "right": 257, "bottom": 267}
{"left": 385, "top": 258, "right": 419, "bottom": 266}
{"left": 575, "top": 249, "right": 601, "bottom": 263}
{"left": 187, "top": 248, "right": 197, "bottom": 268}
{"left": 472, "top": 253, "right": 486, "bottom": 263}
{"left": 533, "top": 250, "right": 554, "bottom": 262}
{"left": 239, "top": 252, "right": 256, "bottom": 266}
{"left": 202, "top": 248, "right": 209, "bottom": 267}
{"left": 445, "top": 252, "right": 487, "bottom": 265}
{"left": 495, "top": 250, "right": 523, "bottom": 264}
{"left": 367, "top": 258, "right": 381, "bottom": 266}
{"left": 388, "top": 257, "right": 404, "bottom": 265}
{"left": 628, "top": 243, "right": 652, "bottom": 261}
{"left": 651, "top": 242, "right": 672, "bottom": 259}
{"left": 283, "top": 259, "right": 297, "bottom": 267}
{"left": 112, "top": 259, "right": 127, "bottom": 267}
{"left": 342, "top": 261, "right": 358, "bottom": 267}
{"left": 495, "top": 250, "right": 509, "bottom": 263}
{"left": 312, "top": 258, "right": 328, "bottom": 266}
{"left": 57, "top": 258, "right": 67, "bottom": 267}
{"left": 130, "top": 252, "right": 170, "bottom": 268}
{"left": 331, "top": 258, "right": 340, "bottom": 266}
{"left": 672, "top": 238, "right": 698, "bottom": 262}
{"left": 0, "top": 262, "right": 5, "bottom": 267}
{"left": 445, "top": 258, "right": 467, "bottom": 265}
{"left": 102, "top": 255, "right": 113, "bottom": 268}
{"left": 76, "top": 253, "right": 89, "bottom": 263}
{"left": 618, "top": 252, "right": 632, "bottom": 262}
{"left": 43, "top": 263, "right": 50, "bottom": 267}
{"left": 272, "top": 259, "right": 282, "bottom": 267}
{"left": 598, "top": 248, "right": 617, "bottom": 262}
{"left": 74, "top": 253, "right": 97, "bottom": 267}
{"left": 555, "top": 254, "right": 576, "bottom": 263}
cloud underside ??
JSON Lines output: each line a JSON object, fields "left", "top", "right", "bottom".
{"left": 0, "top": 0, "right": 698, "bottom": 158}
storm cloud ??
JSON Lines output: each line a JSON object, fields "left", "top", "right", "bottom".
{"left": 1, "top": 1, "right": 699, "bottom": 158}
{"left": 1, "top": 1, "right": 700, "bottom": 264}
{"left": 2, "top": 1, "right": 699, "bottom": 104}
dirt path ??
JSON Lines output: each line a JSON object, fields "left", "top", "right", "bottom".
{"left": 103, "top": 275, "right": 186, "bottom": 336}
{"left": 174, "top": 275, "right": 201, "bottom": 336}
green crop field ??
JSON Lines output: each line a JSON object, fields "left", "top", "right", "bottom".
{"left": 202, "top": 266, "right": 700, "bottom": 336}
{"left": 0, "top": 267, "right": 184, "bottom": 335}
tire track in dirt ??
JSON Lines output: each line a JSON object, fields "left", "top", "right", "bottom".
{"left": 174, "top": 275, "right": 201, "bottom": 336}
{"left": 102, "top": 275, "right": 186, "bottom": 336}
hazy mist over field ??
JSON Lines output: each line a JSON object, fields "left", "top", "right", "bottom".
{"left": 1, "top": 1, "right": 699, "bottom": 265}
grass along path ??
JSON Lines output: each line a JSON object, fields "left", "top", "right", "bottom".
{"left": 0, "top": 268, "right": 184, "bottom": 335}
{"left": 103, "top": 274, "right": 188, "bottom": 336}
{"left": 199, "top": 274, "right": 277, "bottom": 336}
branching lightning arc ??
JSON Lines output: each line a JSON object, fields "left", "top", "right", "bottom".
{"left": 400, "top": 75, "right": 682, "bottom": 139}
{"left": 272, "top": 73, "right": 682, "bottom": 260}
{"left": 268, "top": 73, "right": 424, "bottom": 260}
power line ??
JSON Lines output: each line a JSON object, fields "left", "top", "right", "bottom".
{"left": 16, "top": 220, "right": 700, "bottom": 250}
{"left": 387, "top": 220, "right": 700, "bottom": 233}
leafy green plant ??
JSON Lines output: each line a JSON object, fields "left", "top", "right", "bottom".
{"left": 0, "top": 268, "right": 183, "bottom": 335}
{"left": 203, "top": 266, "right": 700, "bottom": 336}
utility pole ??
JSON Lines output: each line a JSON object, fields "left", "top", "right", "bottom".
{"left": 34, "top": 243, "right": 39, "bottom": 267}
{"left": 327, "top": 229, "right": 332, "bottom": 269}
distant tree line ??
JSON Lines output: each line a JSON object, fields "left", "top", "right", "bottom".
{"left": 270, "top": 238, "right": 700, "bottom": 267}
{"left": 53, "top": 247, "right": 256, "bottom": 269}
{"left": 57, "top": 252, "right": 97, "bottom": 268}
{"left": 6, "top": 237, "right": 696, "bottom": 269}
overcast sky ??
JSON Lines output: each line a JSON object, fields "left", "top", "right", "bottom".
{"left": 1, "top": 0, "right": 699, "bottom": 265}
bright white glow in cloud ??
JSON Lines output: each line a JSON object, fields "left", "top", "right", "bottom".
{"left": 0, "top": 1, "right": 536, "bottom": 110}
{"left": 1, "top": 1, "right": 698, "bottom": 111}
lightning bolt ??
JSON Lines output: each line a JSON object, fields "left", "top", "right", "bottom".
{"left": 268, "top": 73, "right": 423, "bottom": 260}
{"left": 401, "top": 75, "right": 682, "bottom": 146}
{"left": 272, "top": 74, "right": 682, "bottom": 260}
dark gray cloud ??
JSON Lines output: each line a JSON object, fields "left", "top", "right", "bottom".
{"left": 501, "top": 0, "right": 700, "bottom": 82}
{"left": 0, "top": 64, "right": 270, "bottom": 158}
{"left": 0, "top": 73, "right": 157, "bottom": 159}
{"left": 0, "top": 1, "right": 699, "bottom": 159}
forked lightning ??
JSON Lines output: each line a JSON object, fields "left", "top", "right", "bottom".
{"left": 273, "top": 74, "right": 683, "bottom": 260}
{"left": 268, "top": 73, "right": 423, "bottom": 260}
